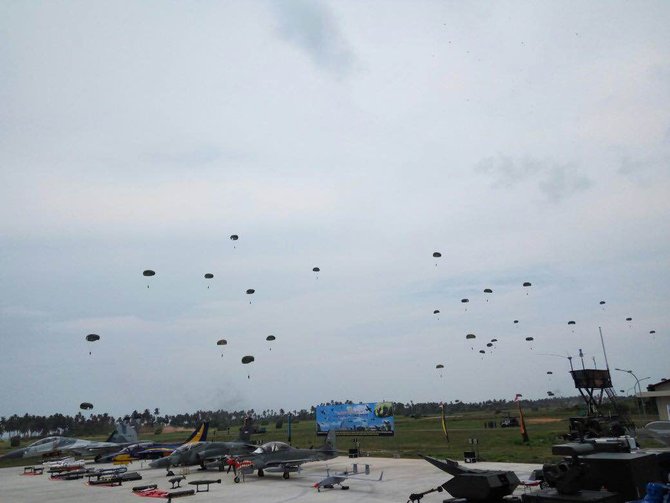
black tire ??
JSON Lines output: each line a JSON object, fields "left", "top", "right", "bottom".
{"left": 234, "top": 476, "right": 240, "bottom": 483}
{"left": 283, "top": 472, "right": 290, "bottom": 479}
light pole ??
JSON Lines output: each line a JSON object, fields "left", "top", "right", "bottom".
{"left": 615, "top": 368, "right": 648, "bottom": 419}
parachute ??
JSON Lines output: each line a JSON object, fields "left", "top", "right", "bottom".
{"left": 461, "top": 298, "right": 469, "bottom": 311}
{"left": 246, "top": 289, "right": 255, "bottom": 304}
{"left": 568, "top": 321, "right": 576, "bottom": 325}
{"left": 80, "top": 402, "right": 93, "bottom": 410}
{"left": 143, "top": 269, "right": 155, "bottom": 288}
{"left": 266, "top": 335, "right": 276, "bottom": 350}
{"left": 491, "top": 338, "right": 498, "bottom": 343}
{"left": 525, "top": 337, "right": 534, "bottom": 341}
{"left": 85, "top": 334, "right": 100, "bottom": 355}
{"left": 547, "top": 371, "right": 553, "bottom": 375}
{"left": 435, "top": 364, "right": 444, "bottom": 369}
{"left": 466, "top": 333, "right": 476, "bottom": 351}
{"left": 523, "top": 282, "right": 532, "bottom": 287}
{"left": 433, "top": 309, "right": 440, "bottom": 315}
{"left": 513, "top": 320, "right": 519, "bottom": 324}
{"left": 625, "top": 317, "right": 632, "bottom": 321}
{"left": 204, "top": 273, "right": 214, "bottom": 288}
{"left": 599, "top": 300, "right": 606, "bottom": 305}
{"left": 483, "top": 288, "right": 493, "bottom": 302}
{"left": 217, "top": 339, "right": 227, "bottom": 357}
{"left": 547, "top": 391, "right": 554, "bottom": 397}
{"left": 241, "top": 355, "right": 254, "bottom": 379}
{"left": 230, "top": 234, "right": 239, "bottom": 241}
{"left": 650, "top": 330, "right": 656, "bottom": 334}
{"left": 312, "top": 267, "right": 320, "bottom": 272}
{"left": 486, "top": 342, "right": 493, "bottom": 347}
{"left": 433, "top": 252, "right": 442, "bottom": 258}
{"left": 478, "top": 350, "right": 485, "bottom": 354}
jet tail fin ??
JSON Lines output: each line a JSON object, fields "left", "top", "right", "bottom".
{"left": 323, "top": 429, "right": 336, "bottom": 451}
{"left": 106, "top": 422, "right": 138, "bottom": 444}
{"left": 183, "top": 422, "right": 209, "bottom": 445}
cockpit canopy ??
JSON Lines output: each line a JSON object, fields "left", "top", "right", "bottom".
{"left": 253, "top": 441, "right": 291, "bottom": 455}
{"left": 30, "top": 437, "right": 59, "bottom": 447}
{"left": 172, "top": 442, "right": 204, "bottom": 454}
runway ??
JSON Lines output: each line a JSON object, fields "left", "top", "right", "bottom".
{"left": 0, "top": 456, "right": 541, "bottom": 502}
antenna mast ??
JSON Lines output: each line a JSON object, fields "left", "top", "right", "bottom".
{"left": 599, "top": 326, "right": 610, "bottom": 370}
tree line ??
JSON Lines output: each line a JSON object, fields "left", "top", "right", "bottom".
{"left": 2, "top": 395, "right": 617, "bottom": 441}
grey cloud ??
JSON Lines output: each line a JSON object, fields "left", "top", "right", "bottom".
{"left": 538, "top": 164, "right": 593, "bottom": 202}
{"left": 272, "top": 0, "right": 354, "bottom": 78}
{"left": 475, "top": 156, "right": 593, "bottom": 201}
{"left": 475, "top": 156, "right": 542, "bottom": 188}
{"left": 618, "top": 151, "right": 670, "bottom": 185}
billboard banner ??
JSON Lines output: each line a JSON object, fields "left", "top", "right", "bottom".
{"left": 316, "top": 402, "right": 394, "bottom": 436}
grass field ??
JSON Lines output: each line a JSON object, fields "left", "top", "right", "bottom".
{"left": 1, "top": 405, "right": 663, "bottom": 469}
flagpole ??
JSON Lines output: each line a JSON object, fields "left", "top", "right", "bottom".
{"left": 515, "top": 394, "right": 529, "bottom": 443}
{"left": 440, "top": 402, "right": 449, "bottom": 443}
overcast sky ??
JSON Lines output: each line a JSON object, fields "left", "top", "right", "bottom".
{"left": 1, "top": 1, "right": 669, "bottom": 419}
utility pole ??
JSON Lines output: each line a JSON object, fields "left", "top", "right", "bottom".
{"left": 615, "top": 368, "right": 647, "bottom": 419}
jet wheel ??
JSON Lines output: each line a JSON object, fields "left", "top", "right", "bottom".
{"left": 234, "top": 476, "right": 240, "bottom": 483}
{"left": 283, "top": 472, "right": 290, "bottom": 479}
{"left": 258, "top": 469, "right": 264, "bottom": 477}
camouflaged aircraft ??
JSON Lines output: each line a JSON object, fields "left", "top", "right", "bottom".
{"left": 0, "top": 422, "right": 138, "bottom": 460}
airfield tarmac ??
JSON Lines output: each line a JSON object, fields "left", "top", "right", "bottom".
{"left": 0, "top": 456, "right": 541, "bottom": 502}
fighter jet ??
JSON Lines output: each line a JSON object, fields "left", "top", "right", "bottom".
{"left": 227, "top": 430, "right": 337, "bottom": 482}
{"left": 0, "top": 422, "right": 138, "bottom": 460}
{"left": 97, "top": 422, "right": 209, "bottom": 463}
{"left": 149, "top": 438, "right": 256, "bottom": 470}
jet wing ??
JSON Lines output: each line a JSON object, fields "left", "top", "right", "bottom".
{"left": 66, "top": 441, "right": 134, "bottom": 457}
{"left": 261, "top": 457, "right": 316, "bottom": 468}
{"left": 138, "top": 447, "right": 175, "bottom": 457}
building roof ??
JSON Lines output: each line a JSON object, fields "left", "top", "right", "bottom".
{"left": 646, "top": 379, "right": 670, "bottom": 392}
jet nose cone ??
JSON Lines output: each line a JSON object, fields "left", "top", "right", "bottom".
{"left": 149, "top": 457, "right": 171, "bottom": 469}
{"left": 1, "top": 448, "right": 26, "bottom": 460}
